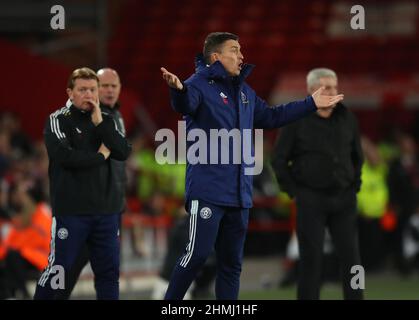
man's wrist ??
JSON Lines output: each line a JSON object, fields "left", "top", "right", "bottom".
{"left": 92, "top": 116, "right": 104, "bottom": 126}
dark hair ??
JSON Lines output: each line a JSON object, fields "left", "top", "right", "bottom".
{"left": 203, "top": 32, "right": 239, "bottom": 64}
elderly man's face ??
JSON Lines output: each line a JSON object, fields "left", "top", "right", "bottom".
{"left": 309, "top": 76, "right": 338, "bottom": 118}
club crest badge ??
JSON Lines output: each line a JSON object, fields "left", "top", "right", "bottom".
{"left": 200, "top": 207, "right": 212, "bottom": 219}
{"left": 57, "top": 228, "right": 68, "bottom": 240}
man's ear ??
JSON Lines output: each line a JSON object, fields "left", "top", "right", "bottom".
{"left": 66, "top": 88, "right": 73, "bottom": 100}
{"left": 210, "top": 52, "right": 219, "bottom": 64}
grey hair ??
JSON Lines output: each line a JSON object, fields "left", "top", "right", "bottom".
{"left": 306, "top": 68, "right": 337, "bottom": 89}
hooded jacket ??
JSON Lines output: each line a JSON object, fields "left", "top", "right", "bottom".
{"left": 169, "top": 55, "right": 317, "bottom": 208}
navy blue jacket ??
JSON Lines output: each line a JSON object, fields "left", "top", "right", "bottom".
{"left": 170, "top": 55, "right": 317, "bottom": 208}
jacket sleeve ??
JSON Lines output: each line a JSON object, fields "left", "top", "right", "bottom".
{"left": 169, "top": 81, "right": 202, "bottom": 116}
{"left": 351, "top": 115, "right": 364, "bottom": 192}
{"left": 95, "top": 116, "right": 132, "bottom": 161}
{"left": 253, "top": 95, "right": 317, "bottom": 129}
{"left": 271, "top": 125, "right": 298, "bottom": 198}
{"left": 44, "top": 115, "right": 105, "bottom": 169}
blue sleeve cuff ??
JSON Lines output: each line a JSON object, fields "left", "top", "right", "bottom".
{"left": 306, "top": 95, "right": 317, "bottom": 110}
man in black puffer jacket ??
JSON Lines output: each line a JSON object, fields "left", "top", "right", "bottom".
{"left": 272, "top": 68, "right": 364, "bottom": 300}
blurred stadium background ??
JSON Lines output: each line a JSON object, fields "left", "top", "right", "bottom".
{"left": 1, "top": 0, "right": 419, "bottom": 299}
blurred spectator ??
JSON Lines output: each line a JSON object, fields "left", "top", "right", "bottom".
{"left": 132, "top": 133, "right": 160, "bottom": 202}
{"left": 252, "top": 141, "right": 279, "bottom": 199}
{"left": 0, "top": 111, "right": 34, "bottom": 158}
{"left": 401, "top": 209, "right": 419, "bottom": 274}
{"left": 129, "top": 135, "right": 186, "bottom": 202}
{"left": 0, "top": 130, "right": 12, "bottom": 178}
{"left": 126, "top": 131, "right": 149, "bottom": 200}
{"left": 357, "top": 136, "right": 389, "bottom": 272}
{"left": 0, "top": 180, "right": 51, "bottom": 299}
{"left": 31, "top": 142, "right": 50, "bottom": 203}
{"left": 126, "top": 132, "right": 187, "bottom": 257}
{"left": 0, "top": 178, "right": 9, "bottom": 220}
{"left": 414, "top": 112, "right": 419, "bottom": 143}
{"left": 388, "top": 132, "right": 419, "bottom": 274}
{"left": 130, "top": 192, "right": 166, "bottom": 257}
{"left": 248, "top": 140, "right": 287, "bottom": 256}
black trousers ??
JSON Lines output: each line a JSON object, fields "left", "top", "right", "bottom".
{"left": 0, "top": 250, "right": 39, "bottom": 299}
{"left": 358, "top": 216, "right": 385, "bottom": 272}
{"left": 296, "top": 187, "right": 363, "bottom": 300}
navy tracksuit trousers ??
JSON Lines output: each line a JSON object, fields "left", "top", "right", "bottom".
{"left": 34, "top": 213, "right": 120, "bottom": 300}
{"left": 164, "top": 199, "right": 249, "bottom": 300}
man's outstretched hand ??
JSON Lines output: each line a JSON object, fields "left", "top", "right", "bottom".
{"left": 161, "top": 67, "right": 183, "bottom": 90}
{"left": 312, "top": 87, "right": 344, "bottom": 109}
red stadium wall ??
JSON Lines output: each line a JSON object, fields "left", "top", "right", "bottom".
{"left": 0, "top": 39, "right": 70, "bottom": 140}
{"left": 0, "top": 39, "right": 140, "bottom": 141}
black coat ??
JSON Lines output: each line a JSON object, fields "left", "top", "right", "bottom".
{"left": 45, "top": 104, "right": 131, "bottom": 216}
{"left": 271, "top": 103, "right": 363, "bottom": 197}
{"left": 101, "top": 103, "right": 128, "bottom": 213}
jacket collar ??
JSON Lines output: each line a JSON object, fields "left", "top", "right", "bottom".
{"left": 65, "top": 99, "right": 88, "bottom": 115}
{"left": 312, "top": 102, "right": 346, "bottom": 120}
{"left": 194, "top": 53, "right": 254, "bottom": 84}
{"left": 66, "top": 99, "right": 120, "bottom": 115}
{"left": 69, "top": 104, "right": 88, "bottom": 115}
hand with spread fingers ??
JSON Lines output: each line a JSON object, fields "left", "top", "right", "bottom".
{"left": 311, "top": 86, "right": 344, "bottom": 109}
{"left": 160, "top": 67, "right": 184, "bottom": 90}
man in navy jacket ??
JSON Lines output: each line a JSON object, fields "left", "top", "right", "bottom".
{"left": 160, "top": 32, "right": 343, "bottom": 300}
